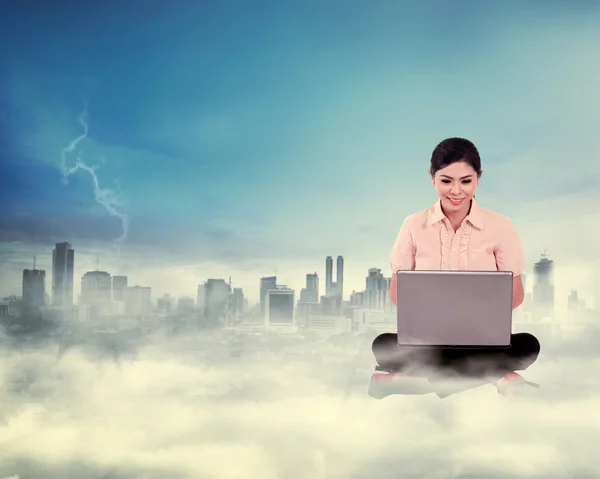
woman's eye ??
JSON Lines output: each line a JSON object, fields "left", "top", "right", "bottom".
{"left": 462, "top": 180, "right": 472, "bottom": 184}
{"left": 441, "top": 180, "right": 451, "bottom": 184}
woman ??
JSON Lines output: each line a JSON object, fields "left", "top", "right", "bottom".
{"left": 371, "top": 137, "right": 540, "bottom": 393}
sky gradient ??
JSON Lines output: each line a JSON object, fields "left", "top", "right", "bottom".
{"left": 1, "top": 0, "right": 600, "bottom": 305}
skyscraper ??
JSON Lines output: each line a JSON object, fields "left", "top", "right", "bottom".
{"left": 231, "top": 288, "right": 245, "bottom": 316}
{"left": 297, "top": 273, "right": 320, "bottom": 326}
{"left": 22, "top": 269, "right": 46, "bottom": 308}
{"left": 364, "top": 268, "right": 392, "bottom": 311}
{"left": 336, "top": 255, "right": 344, "bottom": 300}
{"left": 125, "top": 286, "right": 152, "bottom": 316}
{"left": 196, "top": 284, "right": 206, "bottom": 313}
{"left": 300, "top": 273, "right": 319, "bottom": 303}
{"left": 325, "top": 256, "right": 333, "bottom": 295}
{"left": 81, "top": 270, "right": 113, "bottom": 319}
{"left": 204, "top": 279, "right": 231, "bottom": 325}
{"left": 112, "top": 275, "right": 128, "bottom": 302}
{"left": 325, "top": 255, "right": 344, "bottom": 299}
{"left": 533, "top": 252, "right": 554, "bottom": 317}
{"left": 52, "top": 242, "right": 74, "bottom": 306}
{"left": 260, "top": 276, "right": 277, "bottom": 314}
{"left": 81, "top": 271, "right": 112, "bottom": 305}
{"left": 266, "top": 286, "right": 295, "bottom": 326}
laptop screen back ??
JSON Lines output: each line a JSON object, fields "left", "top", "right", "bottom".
{"left": 396, "top": 270, "right": 513, "bottom": 347}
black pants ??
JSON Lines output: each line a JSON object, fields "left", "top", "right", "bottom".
{"left": 372, "top": 332, "right": 540, "bottom": 378}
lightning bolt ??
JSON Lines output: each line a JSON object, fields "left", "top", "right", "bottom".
{"left": 61, "top": 101, "right": 130, "bottom": 260}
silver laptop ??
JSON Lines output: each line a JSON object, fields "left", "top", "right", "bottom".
{"left": 395, "top": 270, "right": 513, "bottom": 348}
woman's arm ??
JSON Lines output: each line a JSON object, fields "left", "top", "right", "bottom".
{"left": 494, "top": 218, "right": 526, "bottom": 310}
{"left": 512, "top": 275, "right": 525, "bottom": 310}
{"left": 389, "top": 217, "right": 416, "bottom": 306}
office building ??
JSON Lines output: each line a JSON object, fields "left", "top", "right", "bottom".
{"left": 266, "top": 286, "right": 295, "bottom": 328}
{"left": 231, "top": 288, "right": 245, "bottom": 316}
{"left": 157, "top": 294, "right": 175, "bottom": 312}
{"left": 22, "top": 269, "right": 46, "bottom": 309}
{"left": 196, "top": 284, "right": 206, "bottom": 313}
{"left": 52, "top": 242, "right": 74, "bottom": 306}
{"left": 361, "top": 268, "right": 393, "bottom": 312}
{"left": 204, "top": 279, "right": 231, "bottom": 324}
{"left": 81, "top": 271, "right": 112, "bottom": 305}
{"left": 125, "top": 286, "right": 152, "bottom": 316}
{"left": 260, "top": 276, "right": 277, "bottom": 314}
{"left": 299, "top": 272, "right": 319, "bottom": 303}
{"left": 325, "top": 256, "right": 344, "bottom": 299}
{"left": 336, "top": 255, "right": 344, "bottom": 299}
{"left": 112, "top": 276, "right": 128, "bottom": 302}
{"left": 533, "top": 252, "right": 554, "bottom": 318}
{"left": 81, "top": 271, "right": 113, "bottom": 319}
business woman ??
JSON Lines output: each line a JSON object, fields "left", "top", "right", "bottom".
{"left": 372, "top": 137, "right": 541, "bottom": 385}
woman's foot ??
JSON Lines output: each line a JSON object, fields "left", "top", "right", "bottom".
{"left": 496, "top": 372, "right": 539, "bottom": 396}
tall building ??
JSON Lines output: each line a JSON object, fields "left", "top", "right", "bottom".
{"left": 81, "top": 271, "right": 112, "bottom": 305}
{"left": 204, "top": 279, "right": 231, "bottom": 325}
{"left": 260, "top": 276, "right": 277, "bottom": 314}
{"left": 266, "top": 286, "right": 295, "bottom": 326}
{"left": 296, "top": 273, "right": 320, "bottom": 326}
{"left": 336, "top": 255, "right": 344, "bottom": 299}
{"left": 52, "top": 242, "right": 74, "bottom": 306}
{"left": 80, "top": 271, "right": 113, "bottom": 319}
{"left": 231, "top": 288, "right": 245, "bottom": 316}
{"left": 300, "top": 273, "right": 319, "bottom": 303}
{"left": 157, "top": 294, "right": 175, "bottom": 312}
{"left": 325, "top": 255, "right": 344, "bottom": 299}
{"left": 325, "top": 256, "right": 333, "bottom": 294}
{"left": 306, "top": 273, "right": 318, "bottom": 293}
{"left": 362, "top": 268, "right": 393, "bottom": 312}
{"left": 125, "top": 286, "right": 152, "bottom": 316}
{"left": 196, "top": 284, "right": 206, "bottom": 314}
{"left": 112, "top": 276, "right": 128, "bottom": 302}
{"left": 22, "top": 269, "right": 46, "bottom": 308}
{"left": 533, "top": 252, "right": 554, "bottom": 317}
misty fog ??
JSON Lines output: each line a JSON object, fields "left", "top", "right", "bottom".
{"left": 1, "top": 313, "right": 600, "bottom": 479}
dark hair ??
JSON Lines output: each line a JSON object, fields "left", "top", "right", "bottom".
{"left": 429, "top": 137, "right": 482, "bottom": 176}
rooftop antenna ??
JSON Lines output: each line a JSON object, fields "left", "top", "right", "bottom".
{"left": 33, "top": 256, "right": 36, "bottom": 270}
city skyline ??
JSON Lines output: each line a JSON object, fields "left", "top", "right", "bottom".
{"left": 6, "top": 238, "right": 591, "bottom": 319}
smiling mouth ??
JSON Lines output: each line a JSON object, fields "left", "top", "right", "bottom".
{"left": 447, "top": 197, "right": 464, "bottom": 205}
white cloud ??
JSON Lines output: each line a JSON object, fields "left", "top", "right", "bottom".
{"left": 1, "top": 324, "right": 600, "bottom": 478}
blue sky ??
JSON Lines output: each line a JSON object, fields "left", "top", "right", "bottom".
{"left": 1, "top": 0, "right": 600, "bottom": 304}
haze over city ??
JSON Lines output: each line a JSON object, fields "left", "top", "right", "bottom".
{"left": 1, "top": 0, "right": 600, "bottom": 478}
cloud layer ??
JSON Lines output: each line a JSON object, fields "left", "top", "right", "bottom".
{"left": 1, "top": 323, "right": 600, "bottom": 478}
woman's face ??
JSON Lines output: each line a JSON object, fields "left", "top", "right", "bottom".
{"left": 431, "top": 161, "right": 481, "bottom": 215}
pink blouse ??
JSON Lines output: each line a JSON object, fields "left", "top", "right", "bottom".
{"left": 390, "top": 199, "right": 524, "bottom": 276}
